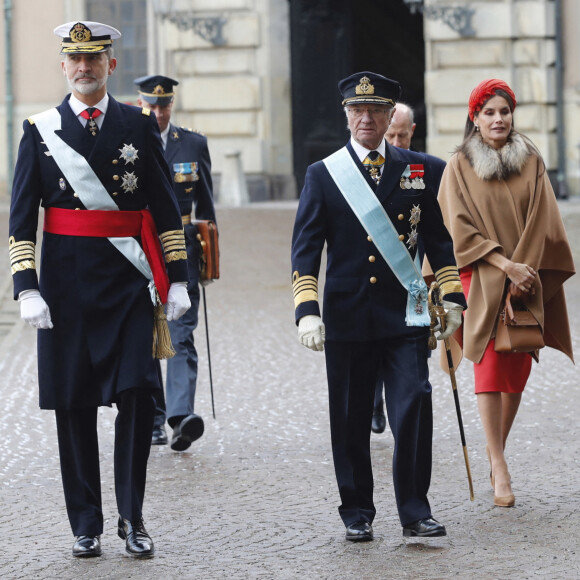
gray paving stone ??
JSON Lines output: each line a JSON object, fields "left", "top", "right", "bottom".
{"left": 0, "top": 200, "right": 579, "bottom": 579}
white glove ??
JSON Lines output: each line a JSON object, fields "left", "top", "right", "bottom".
{"left": 19, "top": 289, "right": 53, "bottom": 329}
{"left": 437, "top": 300, "right": 463, "bottom": 340}
{"left": 166, "top": 282, "right": 190, "bottom": 321}
{"left": 298, "top": 314, "right": 325, "bottom": 351}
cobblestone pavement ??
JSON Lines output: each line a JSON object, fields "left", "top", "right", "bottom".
{"left": 0, "top": 200, "right": 579, "bottom": 579}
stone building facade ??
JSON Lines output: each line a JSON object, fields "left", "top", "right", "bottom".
{"left": 1, "top": 0, "right": 580, "bottom": 198}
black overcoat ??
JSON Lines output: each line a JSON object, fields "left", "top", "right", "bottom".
{"left": 10, "top": 94, "right": 188, "bottom": 410}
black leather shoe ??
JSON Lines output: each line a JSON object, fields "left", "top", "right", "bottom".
{"left": 118, "top": 517, "right": 154, "bottom": 558}
{"left": 403, "top": 517, "right": 447, "bottom": 538}
{"left": 72, "top": 535, "right": 102, "bottom": 557}
{"left": 371, "top": 406, "right": 386, "bottom": 434}
{"left": 345, "top": 521, "right": 374, "bottom": 542}
{"left": 170, "top": 414, "right": 204, "bottom": 451}
{"left": 151, "top": 425, "right": 168, "bottom": 445}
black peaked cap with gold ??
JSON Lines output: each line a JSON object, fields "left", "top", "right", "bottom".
{"left": 54, "top": 21, "right": 121, "bottom": 54}
{"left": 339, "top": 71, "right": 401, "bottom": 107}
{"left": 134, "top": 75, "right": 179, "bottom": 106}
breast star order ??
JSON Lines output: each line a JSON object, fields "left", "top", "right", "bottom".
{"left": 121, "top": 172, "right": 138, "bottom": 194}
{"left": 119, "top": 143, "right": 139, "bottom": 165}
{"left": 409, "top": 204, "right": 422, "bottom": 226}
{"left": 406, "top": 229, "right": 418, "bottom": 250}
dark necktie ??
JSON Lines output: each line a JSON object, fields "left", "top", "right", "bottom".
{"left": 362, "top": 150, "right": 385, "bottom": 185}
{"left": 80, "top": 107, "right": 102, "bottom": 136}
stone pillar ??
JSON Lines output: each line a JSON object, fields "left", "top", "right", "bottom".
{"left": 218, "top": 150, "right": 250, "bottom": 206}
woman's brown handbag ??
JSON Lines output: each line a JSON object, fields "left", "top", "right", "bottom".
{"left": 192, "top": 220, "right": 220, "bottom": 281}
{"left": 494, "top": 291, "right": 544, "bottom": 353}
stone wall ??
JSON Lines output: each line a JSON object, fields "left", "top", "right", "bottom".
{"left": 425, "top": 0, "right": 557, "bottom": 169}
{"left": 155, "top": 0, "right": 295, "bottom": 201}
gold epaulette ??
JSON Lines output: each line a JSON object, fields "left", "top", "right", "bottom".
{"left": 434, "top": 265, "right": 463, "bottom": 298}
{"left": 182, "top": 126, "right": 205, "bottom": 136}
{"left": 9, "top": 236, "right": 36, "bottom": 274}
{"left": 142, "top": 108, "right": 151, "bottom": 116}
{"left": 159, "top": 229, "right": 187, "bottom": 263}
{"left": 27, "top": 118, "right": 35, "bottom": 125}
{"left": 292, "top": 271, "right": 318, "bottom": 309}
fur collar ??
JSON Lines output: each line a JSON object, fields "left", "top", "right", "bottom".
{"left": 460, "top": 132, "right": 530, "bottom": 181}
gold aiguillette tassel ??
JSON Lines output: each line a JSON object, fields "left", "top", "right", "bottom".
{"left": 152, "top": 296, "right": 175, "bottom": 359}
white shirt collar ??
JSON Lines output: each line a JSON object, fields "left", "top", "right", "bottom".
{"left": 350, "top": 137, "right": 386, "bottom": 163}
{"left": 160, "top": 124, "right": 170, "bottom": 149}
{"left": 68, "top": 93, "right": 109, "bottom": 128}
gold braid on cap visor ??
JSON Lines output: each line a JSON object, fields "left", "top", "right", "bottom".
{"left": 342, "top": 96, "right": 396, "bottom": 106}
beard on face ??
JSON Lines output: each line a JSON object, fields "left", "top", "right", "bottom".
{"left": 67, "top": 74, "right": 107, "bottom": 95}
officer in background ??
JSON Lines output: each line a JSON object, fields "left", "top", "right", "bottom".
{"left": 10, "top": 22, "right": 190, "bottom": 558}
{"left": 135, "top": 75, "right": 217, "bottom": 451}
{"left": 372, "top": 102, "right": 447, "bottom": 434}
{"left": 291, "top": 72, "right": 466, "bottom": 542}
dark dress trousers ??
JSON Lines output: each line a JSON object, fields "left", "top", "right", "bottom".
{"left": 291, "top": 140, "right": 465, "bottom": 527}
{"left": 153, "top": 124, "right": 216, "bottom": 428}
{"left": 9, "top": 94, "right": 188, "bottom": 535}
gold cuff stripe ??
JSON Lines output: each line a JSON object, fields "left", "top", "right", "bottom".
{"left": 10, "top": 245, "right": 35, "bottom": 258}
{"left": 9, "top": 239, "right": 36, "bottom": 268}
{"left": 434, "top": 266, "right": 463, "bottom": 297}
{"left": 439, "top": 281, "right": 464, "bottom": 297}
{"left": 163, "top": 240, "right": 186, "bottom": 251}
{"left": 159, "top": 229, "right": 185, "bottom": 241}
{"left": 294, "top": 289, "right": 318, "bottom": 309}
{"left": 160, "top": 230, "right": 186, "bottom": 253}
{"left": 182, "top": 214, "right": 192, "bottom": 225}
{"left": 293, "top": 279, "right": 318, "bottom": 297}
{"left": 165, "top": 251, "right": 188, "bottom": 263}
{"left": 292, "top": 274, "right": 319, "bottom": 308}
{"left": 11, "top": 260, "right": 36, "bottom": 275}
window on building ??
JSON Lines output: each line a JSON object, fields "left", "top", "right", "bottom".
{"left": 86, "top": 0, "right": 147, "bottom": 97}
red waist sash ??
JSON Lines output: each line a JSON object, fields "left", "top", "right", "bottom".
{"left": 44, "top": 207, "right": 169, "bottom": 304}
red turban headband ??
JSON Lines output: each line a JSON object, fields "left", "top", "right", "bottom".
{"left": 468, "top": 79, "right": 517, "bottom": 121}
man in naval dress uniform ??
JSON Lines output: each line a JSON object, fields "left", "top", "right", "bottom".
{"left": 135, "top": 75, "right": 217, "bottom": 452}
{"left": 291, "top": 72, "right": 466, "bottom": 542}
{"left": 372, "top": 102, "right": 447, "bottom": 434}
{"left": 9, "top": 22, "right": 191, "bottom": 559}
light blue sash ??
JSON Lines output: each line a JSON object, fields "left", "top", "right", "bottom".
{"left": 323, "top": 147, "right": 429, "bottom": 326}
{"left": 31, "top": 108, "right": 156, "bottom": 304}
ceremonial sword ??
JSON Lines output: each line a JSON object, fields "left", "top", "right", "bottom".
{"left": 428, "top": 281, "right": 474, "bottom": 501}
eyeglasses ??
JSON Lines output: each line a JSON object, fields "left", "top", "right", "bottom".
{"left": 346, "top": 106, "right": 391, "bottom": 118}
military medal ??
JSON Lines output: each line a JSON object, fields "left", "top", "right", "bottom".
{"left": 59, "top": 178, "right": 66, "bottom": 190}
{"left": 119, "top": 143, "right": 139, "bottom": 165}
{"left": 400, "top": 164, "right": 425, "bottom": 190}
{"left": 121, "top": 171, "right": 138, "bottom": 193}
{"left": 173, "top": 162, "right": 199, "bottom": 183}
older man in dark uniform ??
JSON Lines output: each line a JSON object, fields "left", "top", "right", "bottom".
{"left": 134, "top": 75, "right": 217, "bottom": 451}
{"left": 291, "top": 72, "right": 466, "bottom": 541}
{"left": 9, "top": 21, "right": 190, "bottom": 558}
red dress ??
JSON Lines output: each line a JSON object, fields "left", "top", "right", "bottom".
{"left": 460, "top": 266, "right": 531, "bottom": 394}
